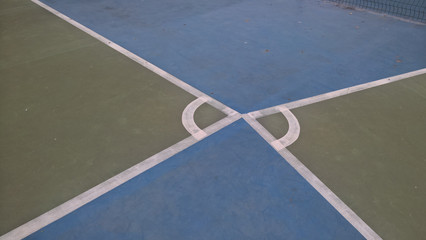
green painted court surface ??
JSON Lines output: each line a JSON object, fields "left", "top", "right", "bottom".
{"left": 1, "top": 0, "right": 426, "bottom": 239}
{"left": 0, "top": 0, "right": 225, "bottom": 234}
{"left": 259, "top": 74, "right": 426, "bottom": 240}
{"left": 257, "top": 113, "right": 289, "bottom": 140}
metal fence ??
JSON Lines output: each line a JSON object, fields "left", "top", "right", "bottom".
{"left": 329, "top": 0, "right": 426, "bottom": 23}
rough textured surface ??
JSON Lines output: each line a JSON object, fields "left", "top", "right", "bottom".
{"left": 0, "top": 0, "right": 224, "bottom": 234}
{"left": 40, "top": 0, "right": 426, "bottom": 112}
{"left": 257, "top": 112, "right": 289, "bottom": 140}
{"left": 289, "top": 74, "right": 426, "bottom": 240}
{"left": 194, "top": 103, "right": 227, "bottom": 130}
{"left": 2, "top": 0, "right": 425, "bottom": 238}
{"left": 26, "top": 120, "right": 364, "bottom": 240}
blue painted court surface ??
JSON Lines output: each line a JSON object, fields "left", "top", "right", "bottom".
{"left": 3, "top": 0, "right": 425, "bottom": 239}
{"left": 42, "top": 0, "right": 426, "bottom": 112}
{"left": 26, "top": 120, "right": 363, "bottom": 240}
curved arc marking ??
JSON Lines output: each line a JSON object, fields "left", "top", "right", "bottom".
{"left": 270, "top": 106, "right": 300, "bottom": 151}
{"left": 243, "top": 113, "right": 381, "bottom": 239}
{"left": 182, "top": 96, "right": 209, "bottom": 140}
{"left": 3, "top": 1, "right": 243, "bottom": 239}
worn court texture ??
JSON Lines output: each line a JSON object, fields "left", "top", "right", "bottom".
{"left": 40, "top": 0, "right": 426, "bottom": 112}
{"left": 1, "top": 0, "right": 426, "bottom": 239}
{"left": 259, "top": 74, "right": 426, "bottom": 240}
{"left": 25, "top": 120, "right": 364, "bottom": 240}
{"left": 0, "top": 0, "right": 226, "bottom": 235}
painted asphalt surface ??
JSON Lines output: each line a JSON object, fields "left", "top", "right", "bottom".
{"left": 41, "top": 0, "right": 426, "bottom": 112}
{"left": 2, "top": 0, "right": 425, "bottom": 239}
{"left": 258, "top": 74, "right": 426, "bottom": 240}
{"left": 257, "top": 112, "right": 289, "bottom": 140}
{"left": 0, "top": 0, "right": 225, "bottom": 235}
{"left": 26, "top": 120, "right": 364, "bottom": 240}
{"left": 287, "top": 74, "right": 426, "bottom": 240}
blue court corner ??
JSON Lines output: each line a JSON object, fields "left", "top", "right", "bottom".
{"left": 2, "top": 0, "right": 425, "bottom": 239}
{"left": 26, "top": 120, "right": 363, "bottom": 239}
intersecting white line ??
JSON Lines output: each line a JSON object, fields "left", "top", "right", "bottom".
{"left": 0, "top": 1, "right": 242, "bottom": 239}
{"left": 242, "top": 113, "right": 382, "bottom": 240}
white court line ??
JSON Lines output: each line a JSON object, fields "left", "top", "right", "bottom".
{"left": 1, "top": 113, "right": 241, "bottom": 240}
{"left": 0, "top": 1, "right": 242, "bottom": 239}
{"left": 248, "top": 105, "right": 300, "bottom": 151}
{"left": 30, "top": 0, "right": 238, "bottom": 118}
{"left": 182, "top": 96, "right": 209, "bottom": 140}
{"left": 251, "top": 68, "right": 426, "bottom": 117}
{"left": 242, "top": 114, "right": 382, "bottom": 240}
{"left": 240, "top": 68, "right": 426, "bottom": 239}
{"left": 278, "top": 148, "right": 382, "bottom": 240}
{"left": 11, "top": 2, "right": 423, "bottom": 240}
{"left": 270, "top": 106, "right": 300, "bottom": 151}
{"left": 182, "top": 96, "right": 240, "bottom": 140}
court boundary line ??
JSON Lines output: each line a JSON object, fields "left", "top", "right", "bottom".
{"left": 8, "top": 1, "right": 423, "bottom": 239}
{"left": 1, "top": 113, "right": 241, "bottom": 240}
{"left": 0, "top": 1, "right": 242, "bottom": 239}
{"left": 182, "top": 96, "right": 209, "bottom": 140}
{"left": 250, "top": 68, "right": 426, "bottom": 118}
{"left": 30, "top": 0, "right": 238, "bottom": 118}
{"left": 242, "top": 114, "right": 382, "bottom": 240}
{"left": 243, "top": 69, "right": 426, "bottom": 239}
{"left": 253, "top": 105, "right": 300, "bottom": 151}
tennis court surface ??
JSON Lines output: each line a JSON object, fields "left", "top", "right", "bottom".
{"left": 1, "top": 0, "right": 425, "bottom": 239}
